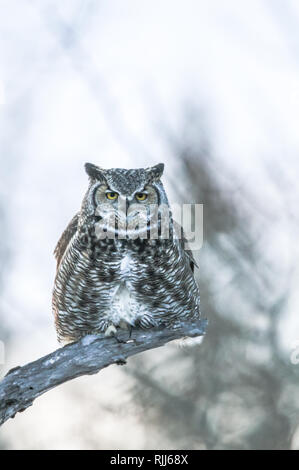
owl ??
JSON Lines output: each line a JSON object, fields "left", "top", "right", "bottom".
{"left": 52, "top": 163, "right": 200, "bottom": 344}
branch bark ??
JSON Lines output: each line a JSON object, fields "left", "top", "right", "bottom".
{"left": 0, "top": 319, "right": 207, "bottom": 426}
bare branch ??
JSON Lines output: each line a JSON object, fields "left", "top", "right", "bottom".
{"left": 0, "top": 319, "right": 207, "bottom": 426}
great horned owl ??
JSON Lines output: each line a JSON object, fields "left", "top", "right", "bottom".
{"left": 52, "top": 163, "right": 200, "bottom": 344}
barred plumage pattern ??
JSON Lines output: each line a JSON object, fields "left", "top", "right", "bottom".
{"left": 52, "top": 163, "right": 200, "bottom": 344}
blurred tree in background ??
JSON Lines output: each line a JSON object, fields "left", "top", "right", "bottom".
{"left": 125, "top": 110, "right": 299, "bottom": 450}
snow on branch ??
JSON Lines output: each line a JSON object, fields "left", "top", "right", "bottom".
{"left": 0, "top": 319, "right": 207, "bottom": 426}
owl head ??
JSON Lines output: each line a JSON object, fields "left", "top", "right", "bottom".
{"left": 81, "top": 163, "right": 169, "bottom": 238}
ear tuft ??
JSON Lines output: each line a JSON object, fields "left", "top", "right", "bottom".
{"left": 146, "top": 163, "right": 164, "bottom": 181}
{"left": 84, "top": 163, "right": 105, "bottom": 180}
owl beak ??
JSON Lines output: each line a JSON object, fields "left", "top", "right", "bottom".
{"left": 125, "top": 198, "right": 140, "bottom": 222}
{"left": 114, "top": 197, "right": 130, "bottom": 222}
{"left": 125, "top": 198, "right": 130, "bottom": 215}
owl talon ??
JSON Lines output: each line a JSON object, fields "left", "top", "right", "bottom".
{"left": 104, "top": 325, "right": 117, "bottom": 337}
{"left": 104, "top": 324, "right": 128, "bottom": 343}
{"left": 113, "top": 334, "right": 127, "bottom": 344}
{"left": 125, "top": 326, "right": 136, "bottom": 343}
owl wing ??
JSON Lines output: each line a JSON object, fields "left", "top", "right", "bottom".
{"left": 54, "top": 213, "right": 79, "bottom": 269}
{"left": 173, "top": 221, "right": 198, "bottom": 273}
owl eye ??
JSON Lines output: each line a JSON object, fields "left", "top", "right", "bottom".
{"left": 135, "top": 192, "right": 147, "bottom": 201}
{"left": 106, "top": 191, "right": 118, "bottom": 200}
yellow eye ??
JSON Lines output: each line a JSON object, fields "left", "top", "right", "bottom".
{"left": 106, "top": 191, "right": 118, "bottom": 200}
{"left": 135, "top": 192, "right": 147, "bottom": 201}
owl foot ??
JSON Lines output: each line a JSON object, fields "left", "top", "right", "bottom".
{"left": 104, "top": 324, "right": 128, "bottom": 344}
{"left": 104, "top": 325, "right": 117, "bottom": 337}
{"left": 124, "top": 325, "right": 136, "bottom": 343}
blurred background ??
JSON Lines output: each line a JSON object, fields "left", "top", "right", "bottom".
{"left": 0, "top": 0, "right": 299, "bottom": 450}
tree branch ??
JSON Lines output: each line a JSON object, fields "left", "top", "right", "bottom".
{"left": 0, "top": 319, "right": 207, "bottom": 426}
